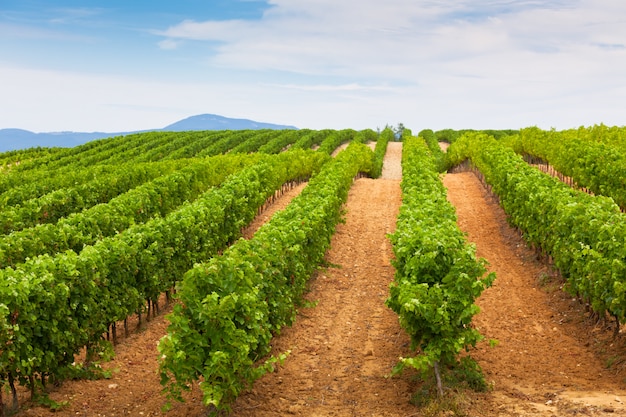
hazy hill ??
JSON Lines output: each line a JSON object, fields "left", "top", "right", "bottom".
{"left": 0, "top": 114, "right": 297, "bottom": 152}
{"left": 163, "top": 114, "right": 296, "bottom": 131}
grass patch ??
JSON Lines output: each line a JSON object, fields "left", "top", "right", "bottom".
{"left": 409, "top": 357, "right": 491, "bottom": 417}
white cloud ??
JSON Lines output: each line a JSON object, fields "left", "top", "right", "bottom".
{"left": 157, "top": 38, "right": 182, "bottom": 50}
{"left": 160, "top": 19, "right": 254, "bottom": 41}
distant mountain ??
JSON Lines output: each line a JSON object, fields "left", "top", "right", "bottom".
{"left": 0, "top": 114, "right": 297, "bottom": 152}
{"left": 0, "top": 129, "right": 116, "bottom": 153}
{"left": 164, "top": 114, "right": 297, "bottom": 131}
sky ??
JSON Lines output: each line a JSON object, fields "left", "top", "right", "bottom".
{"left": 1, "top": 0, "right": 626, "bottom": 133}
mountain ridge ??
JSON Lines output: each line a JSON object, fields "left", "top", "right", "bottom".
{"left": 0, "top": 114, "right": 297, "bottom": 152}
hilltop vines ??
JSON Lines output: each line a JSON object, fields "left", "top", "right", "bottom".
{"left": 0, "top": 154, "right": 261, "bottom": 268}
{"left": 386, "top": 136, "right": 494, "bottom": 396}
{"left": 0, "top": 161, "right": 188, "bottom": 234}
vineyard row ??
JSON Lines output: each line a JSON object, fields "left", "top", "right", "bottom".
{"left": 446, "top": 132, "right": 626, "bottom": 332}
{"left": 386, "top": 134, "right": 493, "bottom": 396}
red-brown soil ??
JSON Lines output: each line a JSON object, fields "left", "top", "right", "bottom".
{"left": 444, "top": 171, "right": 626, "bottom": 416}
{"left": 16, "top": 141, "right": 626, "bottom": 417}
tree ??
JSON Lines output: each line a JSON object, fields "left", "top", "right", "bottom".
{"left": 394, "top": 123, "right": 405, "bottom": 141}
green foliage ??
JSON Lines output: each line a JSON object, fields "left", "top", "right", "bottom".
{"left": 35, "top": 393, "right": 70, "bottom": 411}
{"left": 0, "top": 154, "right": 260, "bottom": 268}
{"left": 418, "top": 129, "right": 446, "bottom": 172}
{"left": 368, "top": 128, "right": 394, "bottom": 178}
{"left": 434, "top": 128, "right": 518, "bottom": 145}
{"left": 354, "top": 128, "right": 378, "bottom": 144}
{"left": 0, "top": 146, "right": 65, "bottom": 170}
{"left": 194, "top": 130, "right": 259, "bottom": 156}
{"left": 258, "top": 130, "right": 305, "bottom": 154}
{"left": 435, "top": 129, "right": 461, "bottom": 144}
{"left": 317, "top": 129, "right": 358, "bottom": 155}
{"left": 290, "top": 130, "right": 333, "bottom": 150}
{"left": 386, "top": 136, "right": 494, "bottom": 394}
{"left": 7, "top": 131, "right": 212, "bottom": 173}
{"left": 0, "top": 160, "right": 190, "bottom": 234}
{"left": 451, "top": 356, "right": 489, "bottom": 392}
{"left": 512, "top": 125, "right": 626, "bottom": 210}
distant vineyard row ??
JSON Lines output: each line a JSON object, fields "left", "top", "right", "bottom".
{"left": 435, "top": 124, "right": 626, "bottom": 210}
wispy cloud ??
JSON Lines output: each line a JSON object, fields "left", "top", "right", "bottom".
{"left": 266, "top": 82, "right": 401, "bottom": 93}
{"left": 0, "top": 21, "right": 95, "bottom": 41}
{"left": 48, "top": 7, "right": 105, "bottom": 24}
{"left": 150, "top": 0, "right": 626, "bottom": 129}
{"left": 594, "top": 42, "right": 626, "bottom": 50}
{"left": 0, "top": 6, "right": 112, "bottom": 42}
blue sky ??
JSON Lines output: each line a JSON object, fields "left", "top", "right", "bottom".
{"left": 1, "top": 0, "right": 625, "bottom": 132}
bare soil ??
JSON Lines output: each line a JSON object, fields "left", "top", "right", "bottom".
{"left": 444, "top": 170, "right": 626, "bottom": 416}
{"left": 16, "top": 141, "right": 626, "bottom": 417}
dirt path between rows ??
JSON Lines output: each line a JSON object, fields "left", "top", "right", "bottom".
{"left": 444, "top": 171, "right": 626, "bottom": 416}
